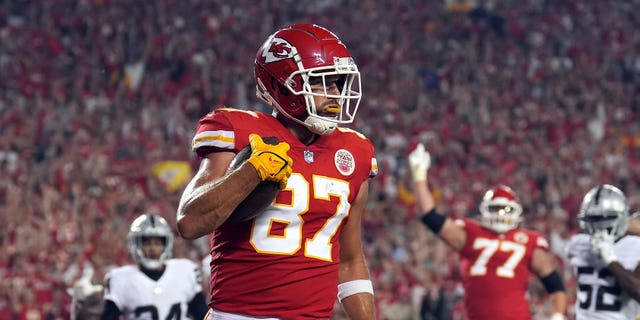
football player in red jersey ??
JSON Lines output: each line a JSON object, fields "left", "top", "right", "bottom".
{"left": 176, "top": 24, "right": 377, "bottom": 319}
{"left": 408, "top": 143, "right": 567, "bottom": 320}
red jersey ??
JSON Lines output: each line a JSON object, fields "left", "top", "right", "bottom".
{"left": 456, "top": 218, "right": 549, "bottom": 320}
{"left": 192, "top": 108, "right": 378, "bottom": 319}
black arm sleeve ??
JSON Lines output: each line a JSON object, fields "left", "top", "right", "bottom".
{"left": 100, "top": 300, "right": 122, "bottom": 320}
{"left": 420, "top": 209, "right": 447, "bottom": 234}
{"left": 540, "top": 270, "right": 565, "bottom": 294}
{"left": 187, "top": 292, "right": 209, "bottom": 320}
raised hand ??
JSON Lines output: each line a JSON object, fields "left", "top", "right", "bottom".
{"left": 590, "top": 231, "right": 618, "bottom": 265}
{"left": 408, "top": 143, "right": 431, "bottom": 182}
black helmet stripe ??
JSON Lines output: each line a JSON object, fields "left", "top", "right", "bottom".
{"left": 594, "top": 185, "right": 603, "bottom": 205}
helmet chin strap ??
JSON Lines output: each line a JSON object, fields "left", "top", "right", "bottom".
{"left": 141, "top": 259, "right": 163, "bottom": 270}
{"left": 304, "top": 116, "right": 337, "bottom": 135}
{"left": 258, "top": 79, "right": 338, "bottom": 136}
{"left": 137, "top": 248, "right": 166, "bottom": 270}
{"left": 265, "top": 93, "right": 337, "bottom": 136}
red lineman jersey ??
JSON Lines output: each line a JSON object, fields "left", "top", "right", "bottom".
{"left": 455, "top": 218, "right": 550, "bottom": 320}
{"left": 191, "top": 108, "right": 378, "bottom": 319}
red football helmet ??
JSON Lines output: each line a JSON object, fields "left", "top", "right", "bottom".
{"left": 254, "top": 24, "right": 361, "bottom": 135}
{"left": 478, "top": 185, "right": 523, "bottom": 233}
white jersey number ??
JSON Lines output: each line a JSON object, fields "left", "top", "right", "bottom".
{"left": 469, "top": 238, "right": 526, "bottom": 278}
{"left": 249, "top": 174, "right": 350, "bottom": 262}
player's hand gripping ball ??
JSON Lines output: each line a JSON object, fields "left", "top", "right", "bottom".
{"left": 226, "top": 136, "right": 288, "bottom": 223}
{"left": 247, "top": 134, "right": 292, "bottom": 188}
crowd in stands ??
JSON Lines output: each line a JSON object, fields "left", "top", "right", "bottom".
{"left": 2, "top": 0, "right": 640, "bottom": 319}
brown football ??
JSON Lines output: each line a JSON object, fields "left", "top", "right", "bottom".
{"left": 225, "top": 136, "right": 281, "bottom": 223}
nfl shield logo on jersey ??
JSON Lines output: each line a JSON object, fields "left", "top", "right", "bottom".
{"left": 304, "top": 150, "right": 314, "bottom": 163}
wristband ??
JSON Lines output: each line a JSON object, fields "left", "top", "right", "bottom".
{"left": 337, "top": 279, "right": 374, "bottom": 303}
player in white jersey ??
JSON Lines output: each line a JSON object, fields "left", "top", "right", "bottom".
{"left": 70, "top": 214, "right": 208, "bottom": 320}
{"left": 103, "top": 259, "right": 205, "bottom": 320}
{"left": 565, "top": 184, "right": 640, "bottom": 320}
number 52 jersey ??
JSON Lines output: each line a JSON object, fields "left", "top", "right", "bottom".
{"left": 565, "top": 233, "right": 640, "bottom": 320}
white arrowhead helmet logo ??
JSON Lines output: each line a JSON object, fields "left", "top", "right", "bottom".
{"left": 263, "top": 37, "right": 295, "bottom": 63}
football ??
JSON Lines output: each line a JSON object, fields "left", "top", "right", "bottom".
{"left": 225, "top": 136, "right": 282, "bottom": 223}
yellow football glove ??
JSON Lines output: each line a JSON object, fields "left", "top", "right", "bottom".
{"left": 247, "top": 134, "right": 293, "bottom": 189}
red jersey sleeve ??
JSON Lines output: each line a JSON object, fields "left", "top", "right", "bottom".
{"left": 190, "top": 108, "right": 275, "bottom": 157}
{"left": 191, "top": 108, "right": 236, "bottom": 157}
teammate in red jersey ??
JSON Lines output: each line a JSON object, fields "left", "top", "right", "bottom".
{"left": 408, "top": 143, "right": 567, "bottom": 320}
{"left": 176, "top": 24, "right": 377, "bottom": 319}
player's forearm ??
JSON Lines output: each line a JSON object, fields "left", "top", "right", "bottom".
{"left": 338, "top": 252, "right": 371, "bottom": 282}
{"left": 337, "top": 262, "right": 375, "bottom": 319}
{"left": 628, "top": 213, "right": 640, "bottom": 235}
{"left": 608, "top": 262, "right": 640, "bottom": 302}
{"left": 337, "top": 258, "right": 375, "bottom": 320}
{"left": 341, "top": 292, "right": 375, "bottom": 320}
{"left": 177, "top": 163, "right": 260, "bottom": 239}
{"left": 549, "top": 290, "right": 568, "bottom": 317}
{"left": 413, "top": 179, "right": 435, "bottom": 213}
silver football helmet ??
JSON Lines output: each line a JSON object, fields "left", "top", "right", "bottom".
{"left": 127, "top": 214, "right": 174, "bottom": 270}
{"left": 578, "top": 184, "right": 629, "bottom": 239}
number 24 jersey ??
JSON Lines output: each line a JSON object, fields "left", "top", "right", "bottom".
{"left": 103, "top": 259, "right": 203, "bottom": 320}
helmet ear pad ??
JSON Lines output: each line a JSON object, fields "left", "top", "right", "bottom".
{"left": 275, "top": 82, "right": 306, "bottom": 118}
{"left": 254, "top": 64, "right": 306, "bottom": 118}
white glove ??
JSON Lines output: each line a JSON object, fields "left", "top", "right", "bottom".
{"left": 550, "top": 312, "right": 566, "bottom": 320}
{"left": 67, "top": 268, "right": 103, "bottom": 301}
{"left": 408, "top": 143, "right": 431, "bottom": 182}
{"left": 590, "top": 231, "right": 618, "bottom": 265}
